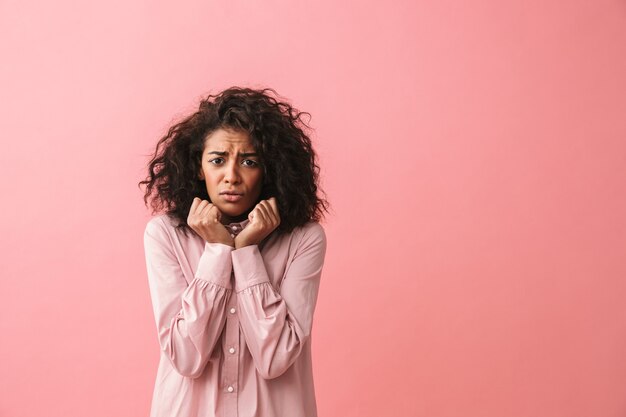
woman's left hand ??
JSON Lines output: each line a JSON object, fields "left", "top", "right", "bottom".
{"left": 235, "top": 197, "right": 281, "bottom": 249}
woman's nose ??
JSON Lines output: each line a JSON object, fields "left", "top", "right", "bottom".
{"left": 223, "top": 161, "right": 241, "bottom": 183}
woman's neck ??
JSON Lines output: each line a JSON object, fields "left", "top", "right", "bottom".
{"left": 220, "top": 211, "right": 249, "bottom": 225}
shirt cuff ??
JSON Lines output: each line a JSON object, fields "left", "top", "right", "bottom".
{"left": 231, "top": 244, "right": 271, "bottom": 293}
{"left": 195, "top": 242, "right": 235, "bottom": 289}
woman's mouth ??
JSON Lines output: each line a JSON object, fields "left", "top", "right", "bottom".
{"left": 220, "top": 193, "right": 243, "bottom": 202}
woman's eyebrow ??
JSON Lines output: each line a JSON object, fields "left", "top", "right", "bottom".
{"left": 208, "top": 151, "right": 258, "bottom": 157}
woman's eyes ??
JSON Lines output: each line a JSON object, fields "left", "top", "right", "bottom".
{"left": 242, "top": 159, "right": 258, "bottom": 167}
{"left": 209, "top": 158, "right": 258, "bottom": 167}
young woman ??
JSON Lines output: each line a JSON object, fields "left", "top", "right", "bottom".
{"left": 139, "top": 86, "right": 330, "bottom": 417}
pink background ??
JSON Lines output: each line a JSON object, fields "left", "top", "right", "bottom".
{"left": 1, "top": 1, "right": 625, "bottom": 416}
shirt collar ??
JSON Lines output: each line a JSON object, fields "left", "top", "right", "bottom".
{"left": 225, "top": 218, "right": 250, "bottom": 236}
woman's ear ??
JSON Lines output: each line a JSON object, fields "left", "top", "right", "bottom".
{"left": 198, "top": 171, "right": 204, "bottom": 180}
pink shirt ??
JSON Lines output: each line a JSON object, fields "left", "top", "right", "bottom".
{"left": 143, "top": 213, "right": 327, "bottom": 417}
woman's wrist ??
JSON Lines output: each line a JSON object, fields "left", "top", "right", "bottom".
{"left": 235, "top": 238, "right": 257, "bottom": 250}
{"left": 200, "top": 233, "right": 235, "bottom": 248}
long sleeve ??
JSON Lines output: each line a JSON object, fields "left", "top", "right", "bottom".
{"left": 143, "top": 218, "right": 234, "bottom": 379}
{"left": 231, "top": 222, "right": 327, "bottom": 380}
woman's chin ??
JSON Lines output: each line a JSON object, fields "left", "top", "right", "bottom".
{"left": 219, "top": 208, "right": 251, "bottom": 223}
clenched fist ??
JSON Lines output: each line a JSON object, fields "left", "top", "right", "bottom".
{"left": 187, "top": 197, "right": 235, "bottom": 247}
{"left": 235, "top": 197, "right": 280, "bottom": 249}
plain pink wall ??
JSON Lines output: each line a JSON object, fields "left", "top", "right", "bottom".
{"left": 1, "top": 1, "right": 625, "bottom": 416}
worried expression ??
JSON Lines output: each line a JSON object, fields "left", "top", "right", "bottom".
{"left": 198, "top": 128, "right": 264, "bottom": 224}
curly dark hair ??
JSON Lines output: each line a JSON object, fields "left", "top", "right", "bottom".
{"left": 138, "top": 86, "right": 330, "bottom": 238}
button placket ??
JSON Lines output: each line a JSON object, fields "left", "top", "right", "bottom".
{"left": 222, "top": 272, "right": 240, "bottom": 396}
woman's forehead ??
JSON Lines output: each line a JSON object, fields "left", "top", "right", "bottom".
{"left": 204, "top": 128, "right": 256, "bottom": 152}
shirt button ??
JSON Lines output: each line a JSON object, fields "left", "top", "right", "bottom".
{"left": 227, "top": 386, "right": 234, "bottom": 392}
{"left": 230, "top": 233, "right": 235, "bottom": 238}
{"left": 229, "top": 307, "right": 236, "bottom": 314}
{"left": 229, "top": 347, "right": 236, "bottom": 354}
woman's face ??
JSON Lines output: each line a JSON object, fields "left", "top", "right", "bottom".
{"left": 198, "top": 128, "right": 263, "bottom": 224}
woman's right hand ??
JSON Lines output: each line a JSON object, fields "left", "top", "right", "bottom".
{"left": 187, "top": 197, "right": 235, "bottom": 247}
